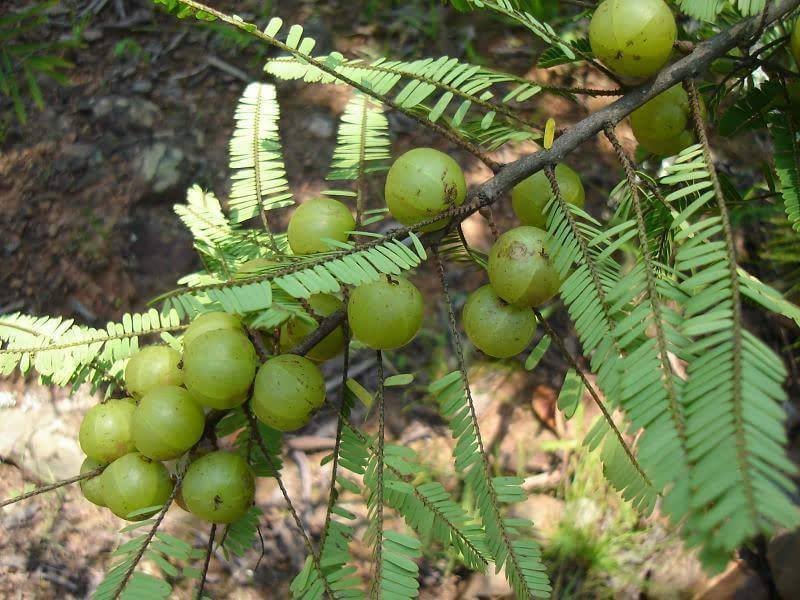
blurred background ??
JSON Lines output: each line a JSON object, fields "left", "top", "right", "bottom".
{"left": 1, "top": 0, "right": 798, "bottom": 598}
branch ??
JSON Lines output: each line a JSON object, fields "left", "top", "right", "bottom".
{"left": 287, "top": 308, "right": 346, "bottom": 356}
{"left": 0, "top": 466, "right": 105, "bottom": 508}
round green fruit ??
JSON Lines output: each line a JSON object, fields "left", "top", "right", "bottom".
{"left": 181, "top": 451, "right": 255, "bottom": 524}
{"left": 287, "top": 197, "right": 356, "bottom": 255}
{"left": 385, "top": 147, "right": 467, "bottom": 232}
{"left": 792, "top": 19, "right": 800, "bottom": 68}
{"left": 347, "top": 276, "right": 424, "bottom": 349}
{"left": 630, "top": 85, "right": 697, "bottom": 156}
{"left": 79, "top": 457, "right": 107, "bottom": 507}
{"left": 511, "top": 164, "right": 585, "bottom": 229}
{"left": 234, "top": 257, "right": 278, "bottom": 280}
{"left": 131, "top": 386, "right": 205, "bottom": 460}
{"left": 462, "top": 285, "right": 537, "bottom": 358}
{"left": 183, "top": 329, "right": 257, "bottom": 409}
{"left": 487, "top": 226, "right": 560, "bottom": 308}
{"left": 79, "top": 400, "right": 137, "bottom": 463}
{"left": 124, "top": 346, "right": 182, "bottom": 398}
{"left": 183, "top": 311, "right": 243, "bottom": 350}
{"left": 280, "top": 294, "right": 345, "bottom": 362}
{"left": 252, "top": 354, "right": 326, "bottom": 432}
{"left": 101, "top": 452, "right": 173, "bottom": 520}
{"left": 589, "top": 0, "right": 676, "bottom": 79}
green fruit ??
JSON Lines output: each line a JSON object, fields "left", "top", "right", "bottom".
{"left": 347, "top": 276, "right": 424, "bottom": 349}
{"left": 79, "top": 400, "right": 136, "bottom": 463}
{"left": 252, "top": 354, "right": 326, "bottom": 431}
{"left": 234, "top": 258, "right": 278, "bottom": 280}
{"left": 462, "top": 285, "right": 537, "bottom": 358}
{"left": 101, "top": 452, "right": 173, "bottom": 520}
{"left": 792, "top": 19, "right": 800, "bottom": 68}
{"left": 487, "top": 226, "right": 560, "bottom": 307}
{"left": 280, "top": 294, "right": 345, "bottom": 362}
{"left": 181, "top": 451, "right": 255, "bottom": 523}
{"left": 287, "top": 197, "right": 356, "bottom": 255}
{"left": 79, "top": 457, "right": 107, "bottom": 507}
{"left": 124, "top": 346, "right": 182, "bottom": 398}
{"left": 183, "top": 311, "right": 243, "bottom": 350}
{"left": 385, "top": 148, "right": 467, "bottom": 232}
{"left": 511, "top": 164, "right": 585, "bottom": 229}
{"left": 132, "top": 386, "right": 205, "bottom": 460}
{"left": 589, "top": 0, "right": 676, "bottom": 79}
{"left": 183, "top": 329, "right": 257, "bottom": 409}
{"left": 630, "top": 85, "right": 697, "bottom": 156}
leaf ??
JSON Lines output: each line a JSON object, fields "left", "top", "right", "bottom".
{"left": 556, "top": 369, "right": 582, "bottom": 419}
{"left": 384, "top": 373, "right": 415, "bottom": 387}
{"left": 346, "top": 378, "right": 373, "bottom": 409}
{"left": 524, "top": 335, "right": 550, "bottom": 370}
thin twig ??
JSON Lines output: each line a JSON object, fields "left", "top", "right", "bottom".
{"left": 371, "top": 350, "right": 386, "bottom": 598}
{"left": 0, "top": 467, "right": 104, "bottom": 509}
{"left": 196, "top": 523, "right": 217, "bottom": 600}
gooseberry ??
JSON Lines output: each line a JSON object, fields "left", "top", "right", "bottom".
{"left": 131, "top": 386, "right": 205, "bottom": 460}
{"left": 347, "top": 276, "right": 424, "bottom": 349}
{"left": 511, "top": 164, "right": 585, "bottom": 229}
{"left": 101, "top": 452, "right": 173, "bottom": 520}
{"left": 182, "top": 311, "right": 243, "bottom": 350}
{"left": 589, "top": 0, "right": 677, "bottom": 79}
{"left": 385, "top": 147, "right": 466, "bottom": 232}
{"left": 462, "top": 285, "right": 537, "bottom": 358}
{"left": 183, "top": 329, "right": 257, "bottom": 409}
{"left": 234, "top": 257, "right": 278, "bottom": 280}
{"left": 287, "top": 197, "right": 356, "bottom": 255}
{"left": 124, "top": 346, "right": 182, "bottom": 398}
{"left": 487, "top": 226, "right": 560, "bottom": 307}
{"left": 79, "top": 457, "right": 107, "bottom": 507}
{"left": 280, "top": 294, "right": 345, "bottom": 362}
{"left": 79, "top": 400, "right": 136, "bottom": 463}
{"left": 792, "top": 19, "right": 800, "bottom": 68}
{"left": 629, "top": 85, "right": 699, "bottom": 156}
{"left": 252, "top": 354, "right": 326, "bottom": 431}
{"left": 180, "top": 451, "right": 255, "bottom": 523}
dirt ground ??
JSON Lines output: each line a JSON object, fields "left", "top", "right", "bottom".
{"left": 1, "top": 1, "right": 799, "bottom": 599}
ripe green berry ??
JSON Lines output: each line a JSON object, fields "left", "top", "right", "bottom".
{"left": 124, "top": 346, "right": 182, "bottom": 399}
{"left": 630, "top": 85, "right": 702, "bottom": 156}
{"left": 287, "top": 197, "right": 356, "bottom": 255}
{"left": 101, "top": 452, "right": 173, "bottom": 520}
{"left": 252, "top": 354, "right": 326, "bottom": 431}
{"left": 487, "top": 226, "right": 560, "bottom": 307}
{"left": 182, "top": 311, "right": 243, "bottom": 350}
{"left": 385, "top": 148, "right": 467, "bottom": 232}
{"left": 131, "top": 386, "right": 205, "bottom": 460}
{"left": 79, "top": 400, "right": 136, "bottom": 463}
{"left": 180, "top": 451, "right": 255, "bottom": 523}
{"left": 347, "top": 276, "right": 424, "bottom": 349}
{"left": 792, "top": 19, "right": 800, "bottom": 68}
{"left": 462, "top": 285, "right": 537, "bottom": 358}
{"left": 183, "top": 329, "right": 257, "bottom": 409}
{"left": 589, "top": 0, "right": 676, "bottom": 79}
{"left": 511, "top": 164, "right": 585, "bottom": 229}
{"left": 79, "top": 457, "right": 107, "bottom": 507}
{"left": 280, "top": 294, "right": 345, "bottom": 362}
{"left": 234, "top": 257, "right": 277, "bottom": 280}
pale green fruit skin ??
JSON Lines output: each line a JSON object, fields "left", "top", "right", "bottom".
{"left": 385, "top": 148, "right": 467, "bottom": 232}
{"left": 511, "top": 164, "right": 585, "bottom": 229}
{"left": 124, "top": 346, "right": 183, "bottom": 399}
{"left": 252, "top": 354, "right": 326, "bottom": 432}
{"left": 181, "top": 451, "right": 255, "bottom": 523}
{"left": 487, "top": 227, "right": 560, "bottom": 308}
{"left": 132, "top": 386, "right": 205, "bottom": 460}
{"left": 79, "top": 400, "right": 137, "bottom": 463}
{"left": 630, "top": 86, "right": 701, "bottom": 156}
{"left": 183, "top": 311, "right": 243, "bottom": 349}
{"left": 101, "top": 452, "right": 173, "bottom": 520}
{"left": 183, "top": 329, "right": 257, "bottom": 409}
{"left": 79, "top": 457, "right": 107, "bottom": 507}
{"left": 288, "top": 197, "right": 356, "bottom": 255}
{"left": 589, "top": 0, "right": 677, "bottom": 79}
{"left": 462, "top": 285, "right": 537, "bottom": 358}
{"left": 792, "top": 19, "right": 800, "bottom": 68}
{"left": 234, "top": 258, "right": 277, "bottom": 280}
{"left": 280, "top": 294, "right": 345, "bottom": 362}
{"left": 347, "top": 276, "right": 424, "bottom": 349}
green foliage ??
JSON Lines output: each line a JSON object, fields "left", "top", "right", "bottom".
{"left": 328, "top": 92, "right": 391, "bottom": 182}
{"left": 768, "top": 110, "right": 800, "bottom": 233}
{"left": 0, "top": 1, "right": 76, "bottom": 126}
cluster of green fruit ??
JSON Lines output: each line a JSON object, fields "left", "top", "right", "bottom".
{"left": 588, "top": 0, "right": 702, "bottom": 157}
